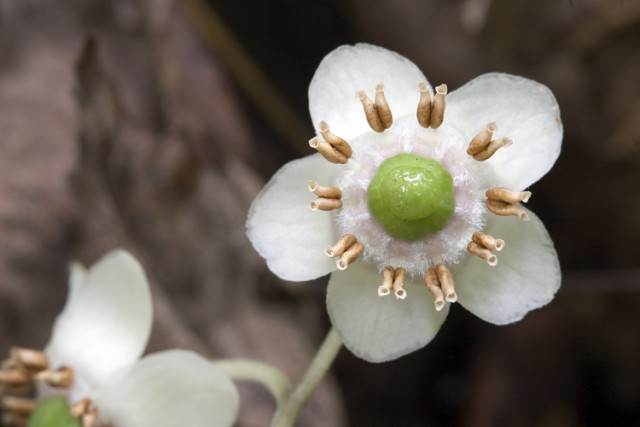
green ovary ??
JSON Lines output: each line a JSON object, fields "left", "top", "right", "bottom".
{"left": 368, "top": 154, "right": 455, "bottom": 241}
{"left": 29, "top": 397, "right": 81, "bottom": 427}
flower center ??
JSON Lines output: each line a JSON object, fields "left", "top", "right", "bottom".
{"left": 367, "top": 153, "right": 454, "bottom": 241}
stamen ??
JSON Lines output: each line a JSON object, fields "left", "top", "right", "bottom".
{"left": 309, "top": 137, "right": 348, "bottom": 164}
{"left": 424, "top": 268, "right": 445, "bottom": 311}
{"left": 34, "top": 366, "right": 73, "bottom": 388}
{"left": 9, "top": 347, "right": 48, "bottom": 372}
{"left": 318, "top": 121, "right": 353, "bottom": 158}
{"left": 307, "top": 180, "right": 342, "bottom": 198}
{"left": 1, "top": 396, "right": 37, "bottom": 415}
{"left": 357, "top": 90, "right": 385, "bottom": 132}
{"left": 486, "top": 199, "right": 530, "bottom": 221}
{"left": 435, "top": 264, "right": 456, "bottom": 302}
{"left": 416, "top": 82, "right": 432, "bottom": 128}
{"left": 472, "top": 137, "right": 512, "bottom": 161}
{"left": 374, "top": 84, "right": 393, "bottom": 129}
{"left": 378, "top": 267, "right": 394, "bottom": 297}
{"left": 308, "top": 180, "right": 342, "bottom": 211}
{"left": 430, "top": 84, "right": 448, "bottom": 128}
{"left": 467, "top": 241, "right": 498, "bottom": 266}
{"left": 392, "top": 267, "right": 407, "bottom": 300}
{"left": 336, "top": 242, "right": 364, "bottom": 270}
{"left": 324, "top": 234, "right": 357, "bottom": 257}
{"left": 309, "top": 198, "right": 342, "bottom": 211}
{"left": 467, "top": 122, "right": 497, "bottom": 155}
{"left": 0, "top": 368, "right": 31, "bottom": 387}
{"left": 486, "top": 187, "right": 531, "bottom": 204}
{"left": 81, "top": 408, "right": 98, "bottom": 427}
{"left": 1, "top": 412, "right": 28, "bottom": 427}
{"left": 70, "top": 398, "right": 92, "bottom": 418}
{"left": 472, "top": 231, "right": 505, "bottom": 251}
{"left": 71, "top": 399, "right": 97, "bottom": 427}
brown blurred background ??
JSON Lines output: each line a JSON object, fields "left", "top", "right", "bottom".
{"left": 1, "top": 0, "right": 639, "bottom": 426}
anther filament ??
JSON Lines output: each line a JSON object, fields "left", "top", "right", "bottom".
{"left": 417, "top": 83, "right": 447, "bottom": 129}
{"left": 379, "top": 267, "right": 407, "bottom": 300}
{"left": 424, "top": 264, "right": 456, "bottom": 311}
{"left": 468, "top": 122, "right": 512, "bottom": 160}
{"left": 324, "top": 234, "right": 365, "bottom": 270}
{"left": 308, "top": 180, "right": 343, "bottom": 211}
{"left": 357, "top": 84, "right": 393, "bottom": 132}
{"left": 486, "top": 187, "right": 531, "bottom": 220}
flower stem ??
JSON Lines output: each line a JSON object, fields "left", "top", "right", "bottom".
{"left": 216, "top": 359, "right": 292, "bottom": 405}
{"left": 271, "top": 326, "right": 342, "bottom": 427}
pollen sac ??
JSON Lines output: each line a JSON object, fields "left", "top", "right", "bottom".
{"left": 367, "top": 154, "right": 455, "bottom": 241}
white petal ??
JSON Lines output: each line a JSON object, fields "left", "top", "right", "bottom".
{"left": 446, "top": 73, "right": 562, "bottom": 190}
{"left": 309, "top": 44, "right": 430, "bottom": 141}
{"left": 326, "top": 262, "right": 448, "bottom": 362}
{"left": 454, "top": 209, "right": 560, "bottom": 325}
{"left": 247, "top": 154, "right": 342, "bottom": 281}
{"left": 45, "top": 249, "right": 152, "bottom": 395}
{"left": 95, "top": 350, "right": 239, "bottom": 427}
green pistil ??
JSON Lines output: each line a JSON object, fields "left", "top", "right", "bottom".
{"left": 367, "top": 154, "right": 455, "bottom": 241}
{"left": 29, "top": 397, "right": 81, "bottom": 427}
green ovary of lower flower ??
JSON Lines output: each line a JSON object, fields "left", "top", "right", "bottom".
{"left": 367, "top": 154, "right": 454, "bottom": 241}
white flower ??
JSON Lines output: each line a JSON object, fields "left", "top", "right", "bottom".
{"left": 31, "top": 249, "right": 238, "bottom": 426}
{"left": 247, "top": 44, "right": 562, "bottom": 362}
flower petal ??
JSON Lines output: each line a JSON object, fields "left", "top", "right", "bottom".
{"left": 45, "top": 250, "right": 152, "bottom": 396}
{"left": 247, "top": 154, "right": 342, "bottom": 281}
{"left": 446, "top": 73, "right": 562, "bottom": 190}
{"left": 454, "top": 209, "right": 560, "bottom": 325}
{"left": 95, "top": 350, "right": 239, "bottom": 427}
{"left": 309, "top": 44, "right": 430, "bottom": 141}
{"left": 326, "top": 262, "right": 448, "bottom": 362}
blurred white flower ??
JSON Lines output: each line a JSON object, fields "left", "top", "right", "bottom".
{"left": 3, "top": 250, "right": 238, "bottom": 427}
{"left": 247, "top": 44, "right": 562, "bottom": 362}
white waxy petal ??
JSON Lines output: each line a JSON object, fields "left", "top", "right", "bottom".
{"left": 326, "top": 262, "right": 448, "bottom": 363}
{"left": 309, "top": 44, "right": 430, "bottom": 141}
{"left": 45, "top": 250, "right": 152, "bottom": 398}
{"left": 247, "top": 154, "right": 342, "bottom": 281}
{"left": 95, "top": 350, "right": 239, "bottom": 427}
{"left": 446, "top": 73, "right": 562, "bottom": 190}
{"left": 454, "top": 209, "right": 560, "bottom": 325}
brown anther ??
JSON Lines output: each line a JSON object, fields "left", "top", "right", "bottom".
{"left": 309, "top": 137, "right": 348, "bottom": 164}
{"left": 1, "top": 396, "right": 37, "bottom": 415}
{"left": 416, "top": 82, "right": 432, "bottom": 128}
{"left": 0, "top": 368, "right": 31, "bottom": 387}
{"left": 486, "top": 199, "right": 529, "bottom": 221}
{"left": 81, "top": 408, "right": 98, "bottom": 427}
{"left": 308, "top": 180, "right": 342, "bottom": 199}
{"left": 378, "top": 267, "right": 394, "bottom": 296}
{"left": 424, "top": 269, "right": 445, "bottom": 311}
{"left": 486, "top": 187, "right": 531, "bottom": 204}
{"left": 472, "top": 137, "right": 512, "bottom": 161}
{"left": 435, "top": 264, "right": 456, "bottom": 302}
{"left": 392, "top": 267, "right": 407, "bottom": 300}
{"left": 9, "top": 347, "right": 48, "bottom": 372}
{"left": 467, "top": 241, "right": 498, "bottom": 266}
{"left": 467, "top": 122, "right": 497, "bottom": 155}
{"left": 2, "top": 412, "right": 29, "bottom": 427}
{"left": 430, "top": 84, "right": 448, "bottom": 128}
{"left": 319, "top": 121, "right": 353, "bottom": 158}
{"left": 472, "top": 231, "right": 505, "bottom": 251}
{"left": 309, "top": 198, "right": 342, "bottom": 211}
{"left": 35, "top": 366, "right": 73, "bottom": 388}
{"left": 70, "top": 398, "right": 92, "bottom": 418}
{"left": 308, "top": 180, "right": 342, "bottom": 211}
{"left": 324, "top": 234, "right": 357, "bottom": 257}
{"left": 357, "top": 90, "right": 385, "bottom": 132}
{"left": 374, "top": 84, "right": 393, "bottom": 129}
{"left": 337, "top": 242, "right": 364, "bottom": 270}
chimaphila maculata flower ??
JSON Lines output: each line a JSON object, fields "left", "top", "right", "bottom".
{"left": 247, "top": 44, "right": 562, "bottom": 362}
{"left": 0, "top": 249, "right": 238, "bottom": 427}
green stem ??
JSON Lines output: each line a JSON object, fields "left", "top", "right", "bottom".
{"left": 271, "top": 327, "right": 343, "bottom": 427}
{"left": 216, "top": 359, "right": 292, "bottom": 406}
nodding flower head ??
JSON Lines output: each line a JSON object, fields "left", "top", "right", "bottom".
{"left": 247, "top": 44, "right": 562, "bottom": 362}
